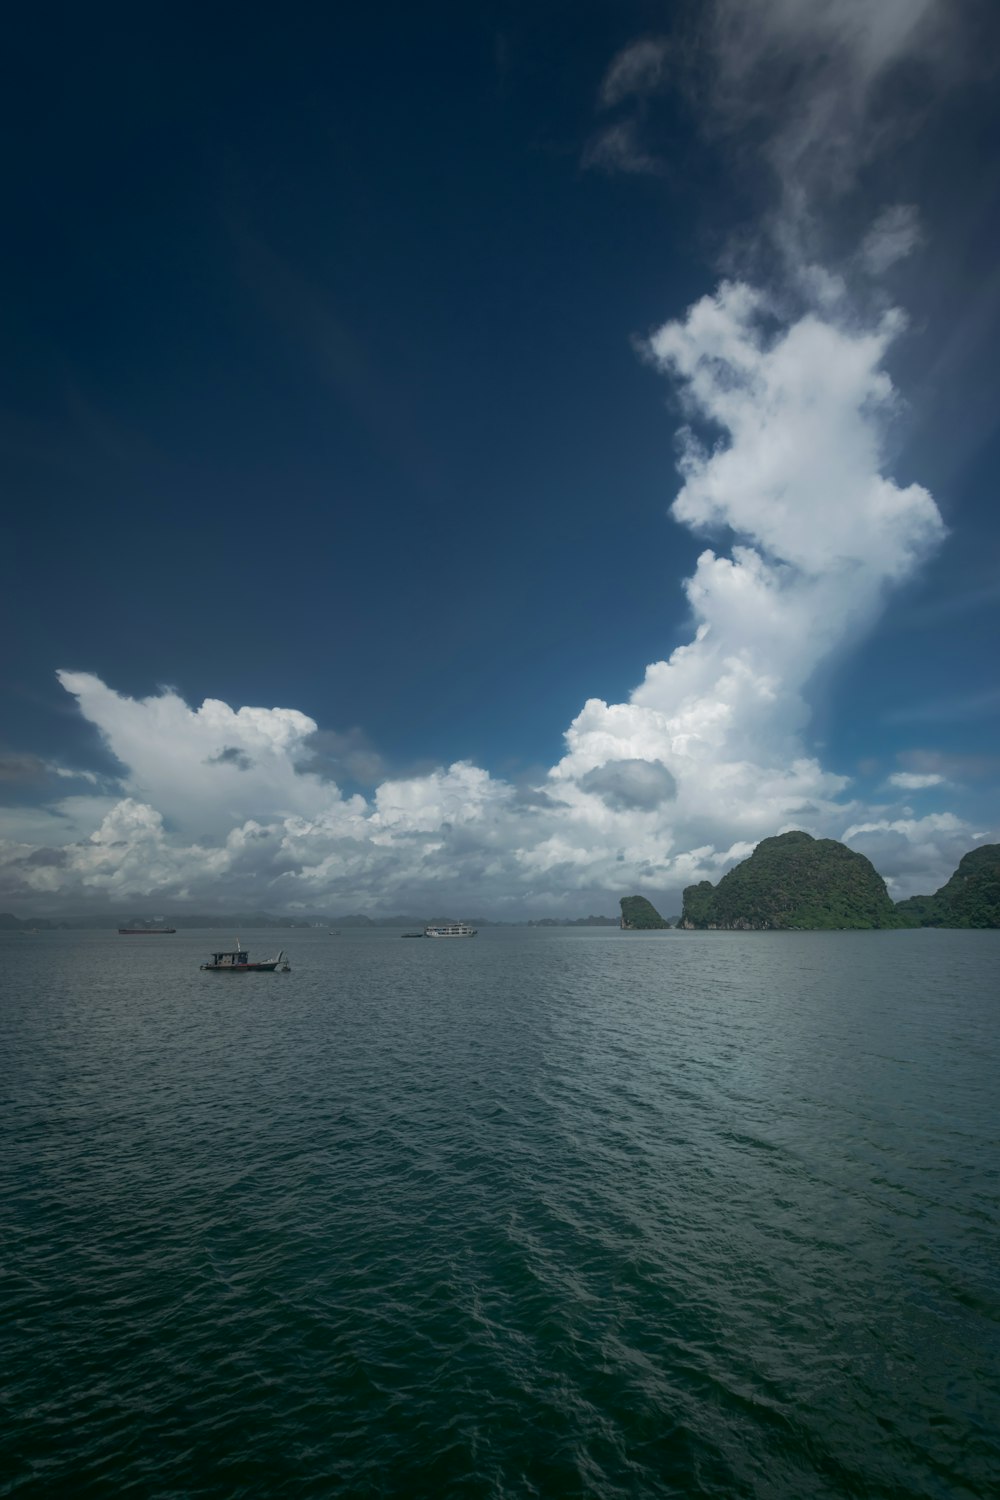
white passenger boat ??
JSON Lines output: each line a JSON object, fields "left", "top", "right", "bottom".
{"left": 423, "top": 923, "right": 477, "bottom": 939}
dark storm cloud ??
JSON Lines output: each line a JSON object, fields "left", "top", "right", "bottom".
{"left": 207, "top": 746, "right": 255, "bottom": 771}
{"left": 302, "top": 728, "right": 387, "bottom": 787}
{"left": 0, "top": 753, "right": 48, "bottom": 785}
{"left": 579, "top": 759, "right": 677, "bottom": 811}
{"left": 22, "top": 847, "right": 69, "bottom": 868}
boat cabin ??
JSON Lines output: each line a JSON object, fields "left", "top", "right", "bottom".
{"left": 209, "top": 950, "right": 251, "bottom": 967}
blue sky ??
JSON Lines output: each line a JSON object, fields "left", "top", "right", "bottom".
{"left": 2, "top": 1, "right": 998, "bottom": 916}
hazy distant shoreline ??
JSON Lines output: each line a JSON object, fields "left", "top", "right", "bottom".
{"left": 0, "top": 911, "right": 623, "bottom": 932}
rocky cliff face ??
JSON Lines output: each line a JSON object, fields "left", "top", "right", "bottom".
{"left": 680, "top": 831, "right": 903, "bottom": 930}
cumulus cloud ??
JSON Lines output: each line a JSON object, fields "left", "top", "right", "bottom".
{"left": 0, "top": 277, "right": 979, "bottom": 914}
{"left": 652, "top": 287, "right": 942, "bottom": 584}
{"left": 535, "top": 288, "right": 966, "bottom": 887}
{"left": 840, "top": 813, "right": 977, "bottom": 894}
{"left": 54, "top": 670, "right": 332, "bottom": 837}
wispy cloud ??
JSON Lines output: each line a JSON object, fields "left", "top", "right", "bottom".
{"left": 598, "top": 37, "right": 671, "bottom": 109}
{"left": 581, "top": 120, "right": 663, "bottom": 177}
{"left": 894, "top": 576, "right": 1000, "bottom": 628}
{"left": 859, "top": 204, "right": 923, "bottom": 274}
{"left": 885, "top": 686, "right": 1000, "bottom": 724}
{"left": 887, "top": 771, "right": 945, "bottom": 790}
{"left": 0, "top": 752, "right": 103, "bottom": 789}
{"left": 583, "top": 0, "right": 956, "bottom": 213}
{"left": 583, "top": 36, "right": 673, "bottom": 176}
{"left": 898, "top": 748, "right": 1000, "bottom": 781}
{"left": 707, "top": 0, "right": 950, "bottom": 202}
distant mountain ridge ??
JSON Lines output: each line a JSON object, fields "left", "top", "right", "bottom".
{"left": 0, "top": 909, "right": 618, "bottom": 930}
{"left": 0, "top": 913, "right": 64, "bottom": 931}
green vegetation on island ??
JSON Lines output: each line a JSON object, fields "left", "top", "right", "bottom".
{"left": 620, "top": 895, "right": 670, "bottom": 929}
{"left": 895, "top": 844, "right": 1000, "bottom": 928}
{"left": 680, "top": 831, "right": 906, "bottom": 930}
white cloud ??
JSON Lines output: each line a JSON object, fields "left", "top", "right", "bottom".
{"left": 371, "top": 762, "right": 510, "bottom": 835}
{"left": 55, "top": 670, "right": 330, "bottom": 837}
{"left": 887, "top": 771, "right": 945, "bottom": 790}
{"left": 0, "top": 272, "right": 982, "bottom": 914}
{"left": 841, "top": 813, "right": 976, "bottom": 894}
{"left": 650, "top": 285, "right": 942, "bottom": 583}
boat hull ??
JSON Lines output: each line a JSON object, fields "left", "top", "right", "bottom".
{"left": 201, "top": 962, "right": 282, "bottom": 972}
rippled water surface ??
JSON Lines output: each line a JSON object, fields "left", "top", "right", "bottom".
{"left": 3, "top": 927, "right": 999, "bottom": 1497}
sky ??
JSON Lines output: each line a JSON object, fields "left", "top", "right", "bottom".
{"left": 2, "top": 0, "right": 999, "bottom": 918}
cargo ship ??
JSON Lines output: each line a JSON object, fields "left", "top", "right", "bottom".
{"left": 118, "top": 927, "right": 176, "bottom": 934}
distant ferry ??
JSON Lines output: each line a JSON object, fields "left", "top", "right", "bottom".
{"left": 424, "top": 923, "right": 477, "bottom": 939}
{"left": 200, "top": 941, "right": 290, "bottom": 972}
{"left": 118, "top": 927, "right": 176, "bottom": 934}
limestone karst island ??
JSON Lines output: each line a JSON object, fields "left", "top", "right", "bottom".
{"left": 672, "top": 831, "right": 1000, "bottom": 931}
{"left": 619, "top": 895, "right": 671, "bottom": 929}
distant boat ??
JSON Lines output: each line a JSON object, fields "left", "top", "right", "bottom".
{"left": 119, "top": 927, "right": 176, "bottom": 934}
{"left": 200, "top": 940, "right": 290, "bottom": 972}
{"left": 424, "top": 923, "right": 477, "bottom": 939}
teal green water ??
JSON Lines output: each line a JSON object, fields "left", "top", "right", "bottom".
{"left": 2, "top": 927, "right": 998, "bottom": 1498}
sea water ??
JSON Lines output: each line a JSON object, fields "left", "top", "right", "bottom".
{"left": 2, "top": 926, "right": 998, "bottom": 1497}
